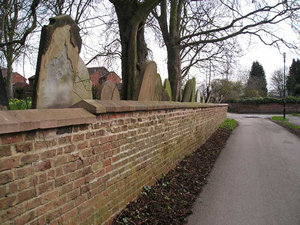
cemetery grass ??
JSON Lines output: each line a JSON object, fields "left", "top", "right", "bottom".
{"left": 112, "top": 119, "right": 237, "bottom": 225}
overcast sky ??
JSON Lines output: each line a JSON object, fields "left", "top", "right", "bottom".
{"left": 13, "top": 0, "right": 299, "bottom": 91}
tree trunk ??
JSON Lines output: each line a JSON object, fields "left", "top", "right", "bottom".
{"left": 0, "top": 69, "right": 9, "bottom": 109}
{"left": 167, "top": 44, "right": 181, "bottom": 101}
{"left": 6, "top": 57, "right": 14, "bottom": 99}
{"left": 110, "top": 0, "right": 161, "bottom": 100}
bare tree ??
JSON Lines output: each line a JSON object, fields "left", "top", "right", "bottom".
{"left": 270, "top": 69, "right": 284, "bottom": 97}
{"left": 0, "top": 0, "right": 41, "bottom": 98}
{"left": 152, "top": 0, "right": 300, "bottom": 101}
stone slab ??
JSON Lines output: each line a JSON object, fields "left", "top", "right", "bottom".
{"left": 0, "top": 108, "right": 96, "bottom": 135}
{"left": 72, "top": 100, "right": 228, "bottom": 114}
{"left": 100, "top": 80, "right": 120, "bottom": 100}
{"left": 138, "top": 61, "right": 157, "bottom": 101}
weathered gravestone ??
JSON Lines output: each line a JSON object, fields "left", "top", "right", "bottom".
{"left": 154, "top": 74, "right": 163, "bottom": 101}
{"left": 164, "top": 79, "right": 172, "bottom": 101}
{"left": 196, "top": 89, "right": 201, "bottom": 102}
{"left": 138, "top": 61, "right": 157, "bottom": 101}
{"left": 32, "top": 15, "right": 92, "bottom": 109}
{"left": 182, "top": 78, "right": 196, "bottom": 102}
{"left": 99, "top": 80, "right": 120, "bottom": 100}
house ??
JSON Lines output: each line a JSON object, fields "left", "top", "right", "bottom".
{"left": 87, "top": 67, "right": 121, "bottom": 86}
{"left": 0, "top": 67, "right": 27, "bottom": 85}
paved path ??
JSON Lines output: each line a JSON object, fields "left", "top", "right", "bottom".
{"left": 188, "top": 114, "right": 300, "bottom": 225}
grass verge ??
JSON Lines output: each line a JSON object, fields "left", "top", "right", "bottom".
{"left": 112, "top": 119, "right": 238, "bottom": 225}
{"left": 271, "top": 117, "right": 300, "bottom": 138}
{"left": 220, "top": 118, "right": 238, "bottom": 130}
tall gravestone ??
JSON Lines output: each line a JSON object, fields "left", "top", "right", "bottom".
{"left": 99, "top": 80, "right": 120, "bottom": 100}
{"left": 138, "top": 61, "right": 157, "bottom": 101}
{"left": 32, "top": 15, "right": 92, "bottom": 109}
{"left": 196, "top": 89, "right": 201, "bottom": 102}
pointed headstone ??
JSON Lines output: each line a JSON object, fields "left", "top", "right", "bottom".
{"left": 138, "top": 61, "right": 157, "bottom": 101}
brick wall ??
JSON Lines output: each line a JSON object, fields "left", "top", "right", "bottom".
{"left": 228, "top": 103, "right": 300, "bottom": 113}
{"left": 0, "top": 100, "right": 227, "bottom": 225}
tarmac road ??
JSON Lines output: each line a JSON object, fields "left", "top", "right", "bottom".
{"left": 188, "top": 114, "right": 300, "bottom": 225}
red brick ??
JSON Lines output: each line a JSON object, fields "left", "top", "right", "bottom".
{"left": 15, "top": 166, "right": 34, "bottom": 179}
{"left": 0, "top": 185, "right": 7, "bottom": 198}
{"left": 16, "top": 142, "right": 33, "bottom": 153}
{"left": 35, "top": 140, "right": 57, "bottom": 150}
{"left": 58, "top": 183, "right": 73, "bottom": 196}
{"left": 63, "top": 145, "right": 75, "bottom": 153}
{"left": 104, "top": 159, "right": 111, "bottom": 166}
{"left": 0, "top": 157, "right": 20, "bottom": 172}
{"left": 72, "top": 134, "right": 84, "bottom": 142}
{"left": 42, "top": 190, "right": 58, "bottom": 203}
{"left": 37, "top": 202, "right": 53, "bottom": 217}
{"left": 55, "top": 175, "right": 69, "bottom": 187}
{"left": 0, "top": 195, "right": 16, "bottom": 210}
{"left": 53, "top": 155, "right": 68, "bottom": 167}
{"left": 15, "top": 210, "right": 35, "bottom": 225}
{"left": 33, "top": 160, "right": 51, "bottom": 172}
{"left": 0, "top": 171, "right": 13, "bottom": 185}
{"left": 77, "top": 142, "right": 89, "bottom": 150}
{"left": 62, "top": 208, "right": 78, "bottom": 223}
{"left": 25, "top": 197, "right": 42, "bottom": 210}
{"left": 0, "top": 145, "right": 12, "bottom": 157}
{"left": 39, "top": 173, "right": 47, "bottom": 184}
{"left": 58, "top": 136, "right": 72, "bottom": 145}
{"left": 47, "top": 169, "right": 56, "bottom": 180}
{"left": 1, "top": 133, "right": 23, "bottom": 145}
{"left": 40, "top": 149, "right": 56, "bottom": 160}
{"left": 64, "top": 162, "right": 77, "bottom": 173}
{"left": 38, "top": 181, "right": 54, "bottom": 194}
{"left": 1, "top": 204, "right": 23, "bottom": 222}
{"left": 17, "top": 188, "right": 36, "bottom": 204}
{"left": 21, "top": 154, "right": 39, "bottom": 166}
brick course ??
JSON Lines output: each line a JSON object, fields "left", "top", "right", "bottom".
{"left": 0, "top": 101, "right": 227, "bottom": 225}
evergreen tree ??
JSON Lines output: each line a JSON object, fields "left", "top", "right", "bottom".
{"left": 245, "top": 61, "right": 267, "bottom": 97}
{"left": 286, "top": 59, "right": 300, "bottom": 96}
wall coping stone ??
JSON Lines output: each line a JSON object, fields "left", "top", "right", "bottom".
{"left": 72, "top": 99, "right": 228, "bottom": 114}
{"left": 0, "top": 108, "right": 96, "bottom": 135}
{"left": 0, "top": 100, "right": 227, "bottom": 135}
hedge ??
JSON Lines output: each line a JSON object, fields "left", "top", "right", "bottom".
{"left": 227, "top": 96, "right": 300, "bottom": 104}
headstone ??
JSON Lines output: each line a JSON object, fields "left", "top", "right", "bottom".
{"left": 161, "top": 89, "right": 170, "bottom": 101}
{"left": 182, "top": 78, "right": 196, "bottom": 102}
{"left": 73, "top": 57, "right": 92, "bottom": 103}
{"left": 191, "top": 78, "right": 196, "bottom": 102}
{"left": 99, "top": 80, "right": 120, "bottom": 100}
{"left": 164, "top": 79, "right": 172, "bottom": 101}
{"left": 138, "top": 61, "right": 157, "bottom": 101}
{"left": 154, "top": 73, "right": 163, "bottom": 101}
{"left": 32, "top": 15, "right": 92, "bottom": 109}
{"left": 196, "top": 89, "right": 201, "bottom": 102}
{"left": 182, "top": 79, "right": 193, "bottom": 102}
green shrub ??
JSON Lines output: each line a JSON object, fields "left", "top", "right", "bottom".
{"left": 9, "top": 97, "right": 32, "bottom": 110}
{"left": 220, "top": 118, "right": 238, "bottom": 130}
{"left": 227, "top": 96, "right": 300, "bottom": 104}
